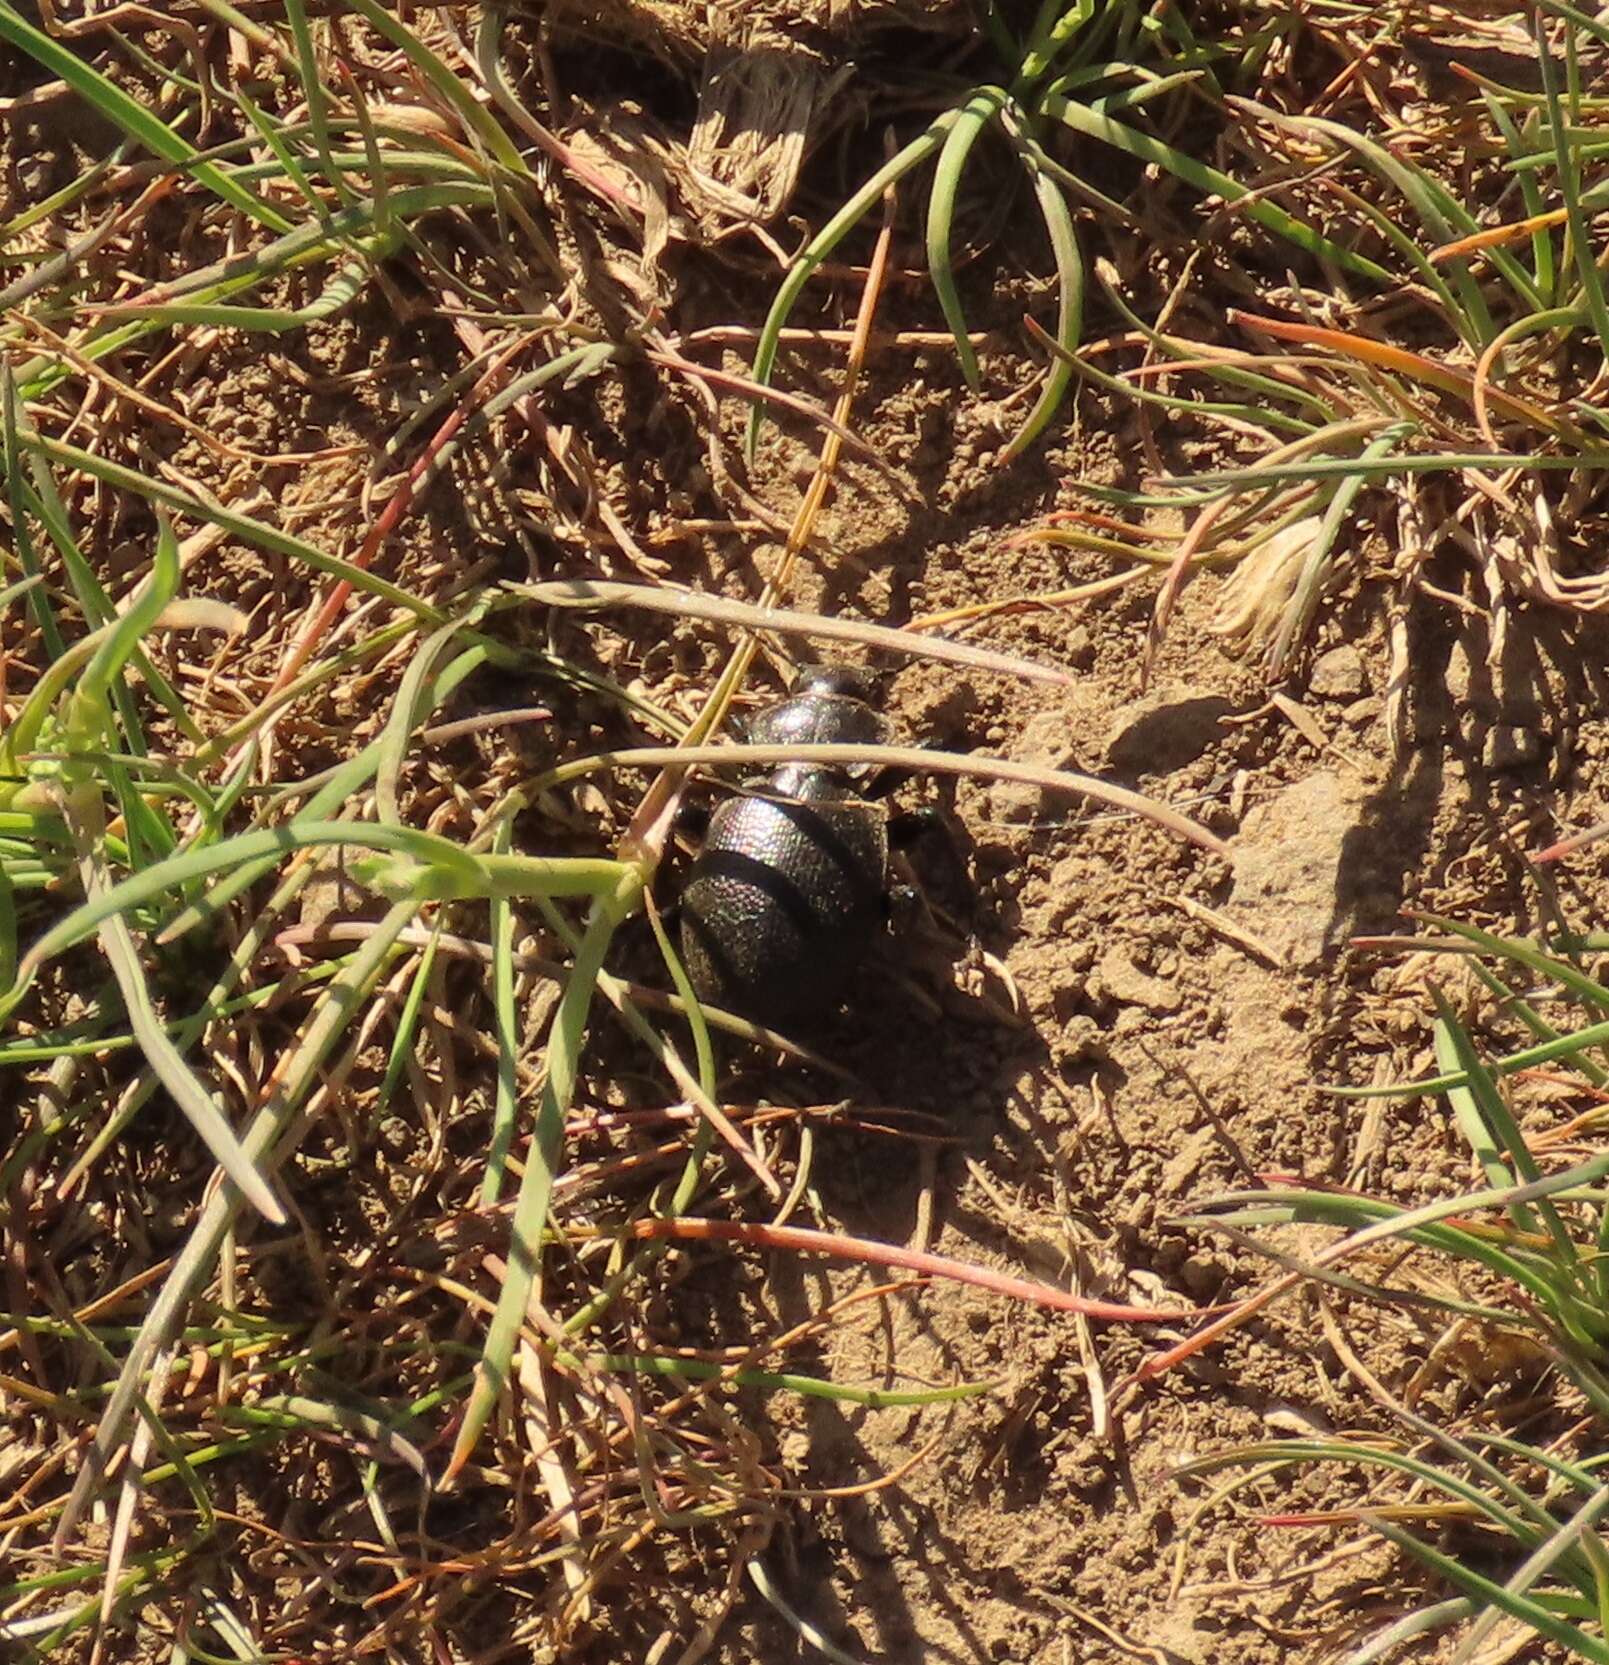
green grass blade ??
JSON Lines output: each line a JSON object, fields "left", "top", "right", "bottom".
{"left": 1155, "top": 450, "right": 1609, "bottom": 491}
{"left": 448, "top": 874, "right": 641, "bottom": 1477}
{"left": 1267, "top": 422, "right": 1409, "bottom": 674}
{"left": 480, "top": 821, "right": 520, "bottom": 1205}
{"left": 1000, "top": 167, "right": 1083, "bottom": 461}
{"left": 927, "top": 86, "right": 1008, "bottom": 391}
{"left": 746, "top": 109, "right": 963, "bottom": 459}
{"left": 1418, "top": 911, "right": 1609, "bottom": 1014}
{"left": 1431, "top": 997, "right": 1569, "bottom": 1264}
{"left": 1486, "top": 96, "right": 1557, "bottom": 300}
{"left": 1241, "top": 102, "right": 1540, "bottom": 320}
{"left": 75, "top": 860, "right": 284, "bottom": 1226}
{"left": 99, "top": 250, "right": 378, "bottom": 334}
{"left": 0, "top": 2, "right": 293, "bottom": 233}
{"left": 11, "top": 822, "right": 624, "bottom": 999}
{"left": 375, "top": 921, "right": 441, "bottom": 1115}
{"left": 375, "top": 611, "right": 486, "bottom": 825}
{"left": 21, "top": 465, "right": 202, "bottom": 749}
{"left": 2, "top": 365, "right": 64, "bottom": 661}
{"left": 1534, "top": 4, "right": 1609, "bottom": 360}
{"left": 1346, "top": 1600, "right": 1476, "bottom": 1665}
{"left": 232, "top": 83, "right": 326, "bottom": 218}
{"left": 161, "top": 644, "right": 490, "bottom": 941}
{"left": 589, "top": 1353, "right": 996, "bottom": 1408}
{"left": 338, "top": 0, "right": 528, "bottom": 176}
{"left": 52, "top": 904, "right": 419, "bottom": 1543}
{"left": 1451, "top": 1485, "right": 1609, "bottom": 1664}
{"left": 1368, "top": 1514, "right": 1609, "bottom": 1663}
{"left": 1467, "top": 959, "right": 1609, "bottom": 1087}
{"left": 22, "top": 430, "right": 443, "bottom": 623}
{"left": 1042, "top": 92, "right": 1390, "bottom": 283}
{"left": 1322, "top": 180, "right": 1480, "bottom": 347}
{"left": 284, "top": 0, "right": 354, "bottom": 210}
{"left": 1177, "top": 1439, "right": 1553, "bottom": 1545}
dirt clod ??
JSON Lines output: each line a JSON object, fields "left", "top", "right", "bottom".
{"left": 1227, "top": 770, "right": 1372, "bottom": 970}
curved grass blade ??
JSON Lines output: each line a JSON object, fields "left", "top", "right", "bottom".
{"left": 23, "top": 431, "right": 444, "bottom": 623}
{"left": 480, "top": 827, "right": 519, "bottom": 1203}
{"left": 10, "top": 822, "right": 625, "bottom": 1003}
{"left": 1484, "top": 96, "right": 1557, "bottom": 300}
{"left": 1367, "top": 1514, "right": 1609, "bottom": 1664}
{"left": 339, "top": 0, "right": 528, "bottom": 176}
{"left": 927, "top": 86, "right": 1009, "bottom": 391}
{"left": 445, "top": 874, "right": 643, "bottom": 1481}
{"left": 523, "top": 739, "right": 1230, "bottom": 856}
{"left": 518, "top": 578, "right": 1072, "bottom": 683}
{"left": 1267, "top": 422, "right": 1409, "bottom": 675}
{"left": 1347, "top": 1600, "right": 1477, "bottom": 1665}
{"left": 284, "top": 0, "right": 354, "bottom": 211}
{"left": 1450, "top": 1485, "right": 1609, "bottom": 1664}
{"left": 999, "top": 166, "right": 1083, "bottom": 462}
{"left": 0, "top": 1, "right": 293, "bottom": 234}
{"left": 1534, "top": 3, "right": 1609, "bottom": 360}
{"left": 1431, "top": 996, "right": 1582, "bottom": 1279}
{"left": 52, "top": 525, "right": 284, "bottom": 1224}
{"left": 161, "top": 645, "right": 493, "bottom": 942}
{"left": 746, "top": 109, "right": 963, "bottom": 460}
{"left": 1042, "top": 92, "right": 1390, "bottom": 283}
{"left": 53, "top": 904, "right": 419, "bottom": 1545}
{"left": 1176, "top": 1439, "right": 1556, "bottom": 1549}
{"left": 102, "top": 251, "right": 378, "bottom": 334}
{"left": 1235, "top": 100, "right": 1538, "bottom": 319}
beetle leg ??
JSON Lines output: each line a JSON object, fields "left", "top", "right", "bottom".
{"left": 864, "top": 735, "right": 943, "bottom": 800}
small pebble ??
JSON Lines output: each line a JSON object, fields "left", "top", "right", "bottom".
{"left": 1308, "top": 644, "right": 1366, "bottom": 700}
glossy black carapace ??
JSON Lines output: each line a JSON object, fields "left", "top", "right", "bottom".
{"left": 678, "top": 665, "right": 907, "bottom": 1027}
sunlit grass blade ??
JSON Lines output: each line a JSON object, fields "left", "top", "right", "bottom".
{"left": 1266, "top": 422, "right": 1407, "bottom": 674}
{"left": 53, "top": 905, "right": 419, "bottom": 1543}
{"left": 0, "top": 1, "right": 293, "bottom": 233}
{"left": 284, "top": 0, "right": 353, "bottom": 210}
{"left": 926, "top": 86, "right": 1008, "bottom": 390}
{"left": 339, "top": 0, "right": 528, "bottom": 176}
{"left": 21, "top": 430, "right": 444, "bottom": 622}
{"left": 1368, "top": 1514, "right": 1609, "bottom": 1663}
{"left": 1041, "top": 91, "right": 1390, "bottom": 283}
{"left": 745, "top": 110, "right": 962, "bottom": 459}
{"left": 519, "top": 577, "right": 1072, "bottom": 683}
{"left": 9, "top": 821, "right": 626, "bottom": 1004}
{"left": 94, "top": 249, "right": 382, "bottom": 334}
{"left": 1235, "top": 99, "right": 1538, "bottom": 321}
{"left": 1534, "top": 2, "right": 1609, "bottom": 360}
{"left": 446, "top": 876, "right": 642, "bottom": 1480}
{"left": 999, "top": 167, "right": 1083, "bottom": 462}
{"left": 2, "top": 364, "right": 63, "bottom": 661}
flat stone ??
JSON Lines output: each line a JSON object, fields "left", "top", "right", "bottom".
{"left": 1309, "top": 644, "right": 1366, "bottom": 700}
{"left": 1228, "top": 770, "right": 1371, "bottom": 970}
{"left": 1095, "top": 945, "right": 1183, "bottom": 1014}
{"left": 1104, "top": 689, "right": 1233, "bottom": 775}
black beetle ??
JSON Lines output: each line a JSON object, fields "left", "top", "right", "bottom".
{"left": 677, "top": 665, "right": 928, "bottom": 1027}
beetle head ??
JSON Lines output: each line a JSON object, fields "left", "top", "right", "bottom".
{"left": 790, "top": 663, "right": 880, "bottom": 704}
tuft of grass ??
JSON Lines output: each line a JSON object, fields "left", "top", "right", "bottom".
{"left": 1170, "top": 913, "right": 1609, "bottom": 1662}
{"left": 1015, "top": 3, "right": 1609, "bottom": 691}
{"left": 746, "top": 0, "right": 1384, "bottom": 466}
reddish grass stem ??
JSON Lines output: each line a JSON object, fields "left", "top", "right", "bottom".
{"left": 629, "top": 1218, "right": 1207, "bottom": 1322}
